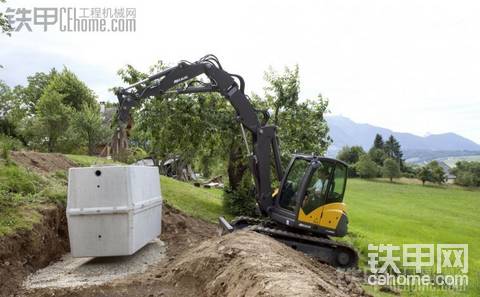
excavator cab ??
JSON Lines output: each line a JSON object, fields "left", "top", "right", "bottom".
{"left": 270, "top": 155, "right": 349, "bottom": 237}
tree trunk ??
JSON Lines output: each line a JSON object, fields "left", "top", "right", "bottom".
{"left": 112, "top": 126, "right": 129, "bottom": 160}
{"left": 48, "top": 136, "right": 55, "bottom": 152}
{"left": 227, "top": 138, "right": 248, "bottom": 191}
{"left": 88, "top": 135, "right": 95, "bottom": 156}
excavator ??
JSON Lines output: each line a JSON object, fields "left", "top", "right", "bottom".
{"left": 115, "top": 54, "right": 358, "bottom": 268}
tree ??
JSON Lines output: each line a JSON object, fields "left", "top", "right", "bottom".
{"left": 373, "top": 134, "right": 384, "bottom": 150}
{"left": 356, "top": 155, "right": 380, "bottom": 178}
{"left": 260, "top": 66, "right": 331, "bottom": 159}
{"left": 382, "top": 158, "right": 400, "bottom": 182}
{"left": 368, "top": 147, "right": 386, "bottom": 166}
{"left": 19, "top": 70, "right": 58, "bottom": 114}
{"left": 337, "top": 145, "right": 365, "bottom": 177}
{"left": 0, "top": 81, "right": 29, "bottom": 141}
{"left": 384, "top": 135, "right": 403, "bottom": 164}
{"left": 0, "top": 0, "right": 12, "bottom": 68}
{"left": 417, "top": 166, "right": 433, "bottom": 185}
{"left": 428, "top": 161, "right": 446, "bottom": 184}
{"left": 417, "top": 161, "right": 446, "bottom": 185}
{"left": 71, "top": 102, "right": 112, "bottom": 155}
{"left": 263, "top": 65, "right": 300, "bottom": 127}
{"left": 337, "top": 146, "right": 365, "bottom": 164}
{"left": 451, "top": 161, "right": 480, "bottom": 187}
{"left": 44, "top": 68, "right": 96, "bottom": 110}
{"left": 0, "top": 0, "right": 12, "bottom": 37}
{"left": 118, "top": 61, "right": 242, "bottom": 181}
{"left": 118, "top": 61, "right": 332, "bottom": 216}
{"left": 34, "top": 90, "right": 73, "bottom": 152}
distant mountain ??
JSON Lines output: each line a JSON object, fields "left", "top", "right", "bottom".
{"left": 326, "top": 116, "right": 480, "bottom": 160}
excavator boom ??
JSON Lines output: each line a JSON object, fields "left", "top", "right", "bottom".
{"left": 116, "top": 55, "right": 283, "bottom": 214}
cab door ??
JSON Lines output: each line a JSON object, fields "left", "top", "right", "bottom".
{"left": 272, "top": 156, "right": 313, "bottom": 224}
{"left": 297, "top": 161, "right": 348, "bottom": 231}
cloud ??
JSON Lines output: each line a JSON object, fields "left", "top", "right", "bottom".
{"left": 1, "top": 0, "right": 479, "bottom": 143}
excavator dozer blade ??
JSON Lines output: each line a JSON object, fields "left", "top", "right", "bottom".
{"left": 218, "top": 216, "right": 234, "bottom": 235}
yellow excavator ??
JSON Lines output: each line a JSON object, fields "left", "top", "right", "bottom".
{"left": 116, "top": 54, "right": 358, "bottom": 268}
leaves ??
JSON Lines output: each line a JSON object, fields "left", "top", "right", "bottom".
{"left": 33, "top": 90, "right": 73, "bottom": 152}
{"left": 44, "top": 68, "right": 96, "bottom": 110}
{"left": 71, "top": 103, "right": 112, "bottom": 155}
{"left": 451, "top": 161, "right": 480, "bottom": 187}
{"left": 382, "top": 158, "right": 401, "bottom": 182}
{"left": 416, "top": 161, "right": 446, "bottom": 185}
{"left": 356, "top": 155, "right": 380, "bottom": 178}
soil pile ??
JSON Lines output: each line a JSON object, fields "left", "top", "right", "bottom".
{"left": 10, "top": 151, "right": 77, "bottom": 174}
{"left": 18, "top": 205, "right": 369, "bottom": 297}
{"left": 162, "top": 230, "right": 369, "bottom": 297}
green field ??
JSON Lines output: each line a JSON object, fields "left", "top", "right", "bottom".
{"left": 159, "top": 176, "right": 480, "bottom": 297}
{"left": 160, "top": 176, "right": 232, "bottom": 223}
{"left": 344, "top": 179, "right": 480, "bottom": 296}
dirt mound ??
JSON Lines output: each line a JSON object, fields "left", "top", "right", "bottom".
{"left": 160, "top": 204, "right": 217, "bottom": 256}
{"left": 0, "top": 204, "right": 69, "bottom": 297}
{"left": 10, "top": 151, "right": 77, "bottom": 174}
{"left": 162, "top": 230, "right": 368, "bottom": 297}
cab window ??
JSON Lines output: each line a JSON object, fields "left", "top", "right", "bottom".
{"left": 326, "top": 164, "right": 347, "bottom": 203}
{"left": 279, "top": 159, "right": 309, "bottom": 211}
{"left": 301, "top": 163, "right": 334, "bottom": 214}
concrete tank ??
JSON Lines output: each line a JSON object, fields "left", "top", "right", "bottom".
{"left": 67, "top": 166, "right": 162, "bottom": 257}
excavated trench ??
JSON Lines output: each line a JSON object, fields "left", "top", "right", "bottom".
{"left": 1, "top": 152, "right": 370, "bottom": 297}
{"left": 0, "top": 204, "right": 69, "bottom": 297}
{"left": 8, "top": 205, "right": 370, "bottom": 297}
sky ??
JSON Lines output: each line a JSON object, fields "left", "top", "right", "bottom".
{"left": 1, "top": 0, "right": 479, "bottom": 143}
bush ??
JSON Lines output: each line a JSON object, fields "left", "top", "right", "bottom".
{"left": 451, "top": 161, "right": 480, "bottom": 187}
{"left": 39, "top": 184, "right": 67, "bottom": 203}
{"left": 356, "top": 155, "right": 380, "bottom": 178}
{"left": 0, "top": 134, "right": 24, "bottom": 151}
{"left": 416, "top": 161, "right": 446, "bottom": 185}
{"left": 223, "top": 173, "right": 257, "bottom": 216}
{"left": 0, "top": 135, "right": 24, "bottom": 165}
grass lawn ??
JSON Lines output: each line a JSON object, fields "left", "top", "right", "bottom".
{"left": 0, "top": 162, "right": 67, "bottom": 236}
{"left": 160, "top": 176, "right": 231, "bottom": 223}
{"left": 65, "top": 154, "right": 120, "bottom": 166}
{"left": 345, "top": 178, "right": 480, "bottom": 297}
{"left": 159, "top": 175, "right": 480, "bottom": 296}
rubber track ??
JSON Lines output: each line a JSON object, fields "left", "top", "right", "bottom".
{"left": 230, "top": 216, "right": 359, "bottom": 267}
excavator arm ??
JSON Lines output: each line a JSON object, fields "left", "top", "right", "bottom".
{"left": 115, "top": 55, "right": 283, "bottom": 214}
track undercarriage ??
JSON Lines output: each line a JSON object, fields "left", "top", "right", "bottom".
{"left": 219, "top": 216, "right": 359, "bottom": 268}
